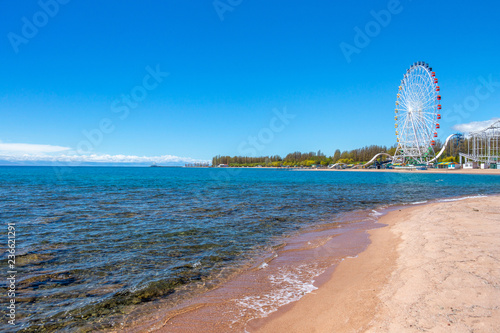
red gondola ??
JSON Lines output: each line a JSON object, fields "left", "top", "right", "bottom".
{"left": 431, "top": 72, "right": 436, "bottom": 77}
{"left": 437, "top": 114, "right": 441, "bottom": 119}
{"left": 434, "top": 132, "right": 438, "bottom": 137}
{"left": 437, "top": 95, "right": 441, "bottom": 100}
{"left": 434, "top": 78, "right": 438, "bottom": 83}
{"left": 436, "top": 123, "right": 440, "bottom": 129}
{"left": 436, "top": 86, "right": 440, "bottom": 91}
{"left": 437, "top": 104, "right": 442, "bottom": 110}
{"left": 431, "top": 140, "right": 436, "bottom": 146}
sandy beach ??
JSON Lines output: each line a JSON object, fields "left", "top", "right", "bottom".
{"left": 250, "top": 195, "right": 500, "bottom": 332}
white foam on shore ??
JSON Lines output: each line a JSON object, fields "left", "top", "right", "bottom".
{"left": 411, "top": 200, "right": 428, "bottom": 205}
{"left": 258, "top": 262, "right": 268, "bottom": 269}
{"left": 370, "top": 210, "right": 383, "bottom": 217}
{"left": 438, "top": 195, "right": 487, "bottom": 202}
{"left": 234, "top": 264, "right": 323, "bottom": 319}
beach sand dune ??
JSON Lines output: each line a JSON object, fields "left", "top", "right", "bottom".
{"left": 251, "top": 196, "right": 500, "bottom": 332}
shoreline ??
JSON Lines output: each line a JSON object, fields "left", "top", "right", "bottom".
{"left": 125, "top": 209, "right": 384, "bottom": 332}
{"left": 247, "top": 207, "right": 400, "bottom": 332}
{"left": 251, "top": 195, "right": 500, "bottom": 332}
{"left": 117, "top": 195, "right": 500, "bottom": 332}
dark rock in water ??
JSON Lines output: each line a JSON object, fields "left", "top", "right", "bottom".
{"left": 105, "top": 211, "right": 139, "bottom": 218}
{"left": 18, "top": 271, "right": 79, "bottom": 290}
{"left": 40, "top": 216, "right": 65, "bottom": 224}
{"left": 16, "top": 253, "right": 55, "bottom": 266}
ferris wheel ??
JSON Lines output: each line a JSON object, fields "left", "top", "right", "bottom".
{"left": 394, "top": 61, "right": 441, "bottom": 164}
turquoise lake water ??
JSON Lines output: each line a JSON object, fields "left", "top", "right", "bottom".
{"left": 1, "top": 166, "right": 499, "bottom": 332}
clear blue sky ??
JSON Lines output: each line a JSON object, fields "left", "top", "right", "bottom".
{"left": 1, "top": 0, "right": 499, "bottom": 164}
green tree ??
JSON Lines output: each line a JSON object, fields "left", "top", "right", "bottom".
{"left": 332, "top": 149, "right": 341, "bottom": 163}
{"left": 441, "top": 156, "right": 456, "bottom": 163}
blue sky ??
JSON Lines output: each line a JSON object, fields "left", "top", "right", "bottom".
{"left": 1, "top": 0, "right": 499, "bottom": 164}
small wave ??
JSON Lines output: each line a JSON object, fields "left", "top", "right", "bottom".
{"left": 438, "top": 195, "right": 487, "bottom": 202}
{"left": 234, "top": 264, "right": 322, "bottom": 319}
{"left": 370, "top": 210, "right": 382, "bottom": 217}
{"left": 411, "top": 200, "right": 428, "bottom": 205}
{"left": 258, "top": 262, "right": 268, "bottom": 269}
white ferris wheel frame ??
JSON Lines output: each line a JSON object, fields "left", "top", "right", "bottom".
{"left": 394, "top": 62, "right": 440, "bottom": 164}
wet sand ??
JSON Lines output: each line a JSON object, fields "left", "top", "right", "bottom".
{"left": 252, "top": 196, "right": 500, "bottom": 332}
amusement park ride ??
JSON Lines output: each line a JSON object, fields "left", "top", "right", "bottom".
{"left": 332, "top": 61, "right": 465, "bottom": 169}
{"left": 374, "top": 61, "right": 466, "bottom": 167}
{"left": 392, "top": 61, "right": 444, "bottom": 164}
{"left": 460, "top": 119, "right": 500, "bottom": 166}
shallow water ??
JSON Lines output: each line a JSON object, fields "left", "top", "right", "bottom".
{"left": 1, "top": 166, "right": 499, "bottom": 332}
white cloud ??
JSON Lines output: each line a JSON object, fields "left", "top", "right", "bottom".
{"left": 0, "top": 142, "right": 208, "bottom": 165}
{"left": 0, "top": 143, "right": 71, "bottom": 153}
{"left": 452, "top": 118, "right": 500, "bottom": 133}
{"left": 0, "top": 152, "right": 209, "bottom": 165}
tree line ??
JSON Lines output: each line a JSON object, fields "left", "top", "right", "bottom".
{"left": 212, "top": 145, "right": 393, "bottom": 167}
{"left": 212, "top": 139, "right": 469, "bottom": 167}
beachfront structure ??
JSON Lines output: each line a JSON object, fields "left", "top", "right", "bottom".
{"left": 460, "top": 120, "right": 500, "bottom": 167}
{"left": 392, "top": 62, "right": 442, "bottom": 164}
{"left": 436, "top": 161, "right": 460, "bottom": 169}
